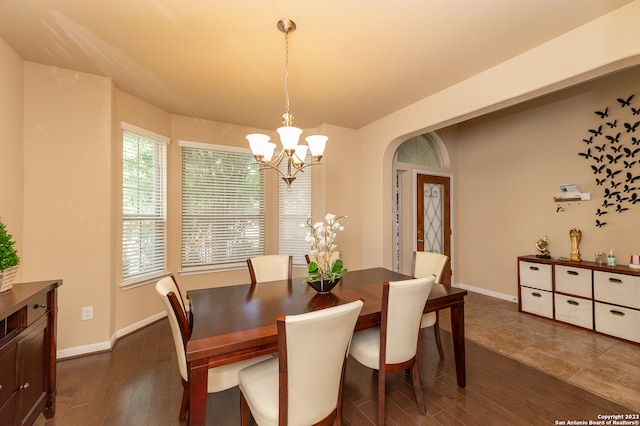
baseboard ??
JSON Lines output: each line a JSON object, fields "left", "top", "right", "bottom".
{"left": 56, "top": 311, "right": 167, "bottom": 360}
{"left": 454, "top": 282, "right": 518, "bottom": 303}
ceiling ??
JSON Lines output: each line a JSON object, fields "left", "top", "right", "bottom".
{"left": 0, "top": 1, "right": 632, "bottom": 130}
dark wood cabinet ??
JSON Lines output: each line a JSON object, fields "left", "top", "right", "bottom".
{"left": 0, "top": 280, "right": 61, "bottom": 426}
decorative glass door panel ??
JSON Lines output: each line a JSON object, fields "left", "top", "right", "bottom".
{"left": 417, "top": 174, "right": 451, "bottom": 284}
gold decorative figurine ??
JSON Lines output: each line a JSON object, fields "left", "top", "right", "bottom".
{"left": 535, "top": 236, "right": 551, "bottom": 258}
{"left": 570, "top": 228, "right": 582, "bottom": 261}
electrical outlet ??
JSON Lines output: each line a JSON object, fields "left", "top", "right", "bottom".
{"left": 82, "top": 306, "right": 93, "bottom": 320}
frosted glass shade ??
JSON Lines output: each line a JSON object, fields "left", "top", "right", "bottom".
{"left": 305, "top": 135, "right": 328, "bottom": 157}
{"left": 277, "top": 126, "right": 303, "bottom": 150}
{"left": 264, "top": 142, "right": 277, "bottom": 162}
{"left": 292, "top": 145, "right": 308, "bottom": 165}
{"left": 247, "top": 133, "right": 271, "bottom": 157}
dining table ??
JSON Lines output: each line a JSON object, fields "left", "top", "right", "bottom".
{"left": 185, "top": 267, "right": 467, "bottom": 425}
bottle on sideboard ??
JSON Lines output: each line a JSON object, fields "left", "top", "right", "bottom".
{"left": 607, "top": 249, "right": 617, "bottom": 267}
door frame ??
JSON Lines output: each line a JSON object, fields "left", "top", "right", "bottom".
{"left": 413, "top": 170, "right": 454, "bottom": 284}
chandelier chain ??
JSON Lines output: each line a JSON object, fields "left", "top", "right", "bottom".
{"left": 284, "top": 28, "right": 290, "bottom": 118}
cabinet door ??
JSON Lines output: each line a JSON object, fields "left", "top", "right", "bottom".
{"left": 554, "top": 294, "right": 593, "bottom": 329}
{"left": 595, "top": 302, "right": 640, "bottom": 343}
{"left": 17, "top": 316, "right": 47, "bottom": 426}
{"left": 594, "top": 271, "right": 640, "bottom": 309}
{"left": 519, "top": 261, "right": 552, "bottom": 291}
{"left": 555, "top": 265, "right": 592, "bottom": 298}
{"left": 520, "top": 286, "right": 553, "bottom": 318}
{"left": 0, "top": 342, "right": 18, "bottom": 425}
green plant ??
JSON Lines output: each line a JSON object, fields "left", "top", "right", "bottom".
{"left": 302, "top": 213, "right": 347, "bottom": 283}
{"left": 0, "top": 218, "right": 20, "bottom": 272}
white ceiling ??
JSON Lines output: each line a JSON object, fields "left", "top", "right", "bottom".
{"left": 0, "top": 0, "right": 632, "bottom": 130}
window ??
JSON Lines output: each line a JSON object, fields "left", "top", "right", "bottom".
{"left": 122, "top": 123, "right": 168, "bottom": 285}
{"left": 278, "top": 155, "right": 312, "bottom": 266}
{"left": 181, "top": 141, "right": 264, "bottom": 271}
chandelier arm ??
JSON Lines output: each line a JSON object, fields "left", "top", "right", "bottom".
{"left": 257, "top": 149, "right": 286, "bottom": 168}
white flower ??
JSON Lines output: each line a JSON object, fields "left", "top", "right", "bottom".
{"left": 302, "top": 213, "right": 347, "bottom": 278}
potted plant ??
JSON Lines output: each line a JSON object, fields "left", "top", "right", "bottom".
{"left": 302, "top": 213, "right": 347, "bottom": 293}
{"left": 0, "top": 218, "right": 20, "bottom": 292}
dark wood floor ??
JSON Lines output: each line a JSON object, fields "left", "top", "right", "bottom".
{"left": 36, "top": 318, "right": 638, "bottom": 426}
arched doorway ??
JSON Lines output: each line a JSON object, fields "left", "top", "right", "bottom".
{"left": 393, "top": 132, "right": 452, "bottom": 284}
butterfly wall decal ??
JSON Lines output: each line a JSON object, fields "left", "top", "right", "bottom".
{"left": 617, "top": 94, "right": 634, "bottom": 107}
{"left": 580, "top": 93, "right": 639, "bottom": 226}
{"left": 578, "top": 149, "right": 592, "bottom": 159}
{"left": 589, "top": 125, "right": 603, "bottom": 136}
{"left": 606, "top": 132, "right": 621, "bottom": 143}
{"left": 624, "top": 121, "right": 640, "bottom": 132}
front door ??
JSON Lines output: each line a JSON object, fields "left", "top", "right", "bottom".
{"left": 416, "top": 174, "right": 451, "bottom": 284}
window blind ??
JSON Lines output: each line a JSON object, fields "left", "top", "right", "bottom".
{"left": 122, "top": 127, "right": 167, "bottom": 283}
{"left": 182, "top": 145, "right": 264, "bottom": 270}
{"left": 278, "top": 154, "right": 312, "bottom": 266}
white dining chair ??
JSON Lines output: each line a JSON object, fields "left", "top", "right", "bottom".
{"left": 239, "top": 299, "right": 364, "bottom": 426}
{"left": 155, "top": 276, "right": 271, "bottom": 421}
{"left": 247, "top": 255, "right": 293, "bottom": 284}
{"left": 412, "top": 251, "right": 449, "bottom": 359}
{"left": 349, "top": 277, "right": 435, "bottom": 426}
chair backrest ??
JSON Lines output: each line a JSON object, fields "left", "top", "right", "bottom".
{"left": 382, "top": 277, "right": 435, "bottom": 364}
{"left": 247, "top": 255, "right": 293, "bottom": 284}
{"left": 412, "top": 251, "right": 448, "bottom": 283}
{"left": 156, "top": 276, "right": 191, "bottom": 381}
{"left": 278, "top": 299, "right": 363, "bottom": 425}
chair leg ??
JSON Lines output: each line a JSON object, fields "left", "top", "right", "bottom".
{"left": 240, "top": 392, "right": 250, "bottom": 426}
{"left": 410, "top": 363, "right": 426, "bottom": 415}
{"left": 433, "top": 311, "right": 445, "bottom": 360}
{"left": 179, "top": 380, "right": 189, "bottom": 420}
{"left": 377, "top": 368, "right": 386, "bottom": 426}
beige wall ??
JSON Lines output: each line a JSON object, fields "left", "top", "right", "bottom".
{"left": 452, "top": 67, "right": 640, "bottom": 297}
{"left": 22, "top": 62, "right": 113, "bottom": 350}
{"left": 0, "top": 36, "right": 24, "bottom": 280}
{"left": 1, "top": 1, "right": 640, "bottom": 354}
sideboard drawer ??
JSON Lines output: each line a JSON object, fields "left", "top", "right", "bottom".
{"left": 521, "top": 286, "right": 553, "bottom": 319}
{"left": 594, "top": 302, "right": 640, "bottom": 343}
{"left": 594, "top": 271, "right": 640, "bottom": 309}
{"left": 554, "top": 294, "right": 593, "bottom": 329}
{"left": 555, "top": 265, "right": 592, "bottom": 298}
{"left": 519, "top": 261, "right": 552, "bottom": 291}
{"left": 26, "top": 292, "right": 48, "bottom": 326}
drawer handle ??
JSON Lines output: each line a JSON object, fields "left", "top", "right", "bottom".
{"left": 566, "top": 270, "right": 579, "bottom": 276}
{"left": 529, "top": 266, "right": 540, "bottom": 271}
{"left": 19, "top": 382, "right": 30, "bottom": 390}
{"left": 609, "top": 310, "right": 625, "bottom": 316}
{"left": 608, "top": 278, "right": 623, "bottom": 284}
{"left": 33, "top": 303, "right": 46, "bottom": 309}
{"left": 531, "top": 292, "right": 542, "bottom": 298}
{"left": 566, "top": 300, "right": 580, "bottom": 306}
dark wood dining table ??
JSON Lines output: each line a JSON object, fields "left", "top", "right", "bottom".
{"left": 185, "top": 267, "right": 467, "bottom": 425}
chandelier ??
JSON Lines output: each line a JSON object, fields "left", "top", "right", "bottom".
{"left": 246, "top": 19, "right": 327, "bottom": 187}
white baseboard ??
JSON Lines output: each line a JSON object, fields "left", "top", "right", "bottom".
{"left": 454, "top": 282, "right": 518, "bottom": 303}
{"left": 56, "top": 311, "right": 167, "bottom": 360}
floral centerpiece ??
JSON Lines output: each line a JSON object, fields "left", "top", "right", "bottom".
{"left": 302, "top": 213, "right": 347, "bottom": 293}
{"left": 0, "top": 218, "right": 20, "bottom": 292}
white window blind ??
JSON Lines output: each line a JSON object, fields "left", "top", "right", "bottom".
{"left": 278, "top": 154, "right": 312, "bottom": 266}
{"left": 122, "top": 125, "right": 168, "bottom": 284}
{"left": 181, "top": 143, "right": 264, "bottom": 270}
